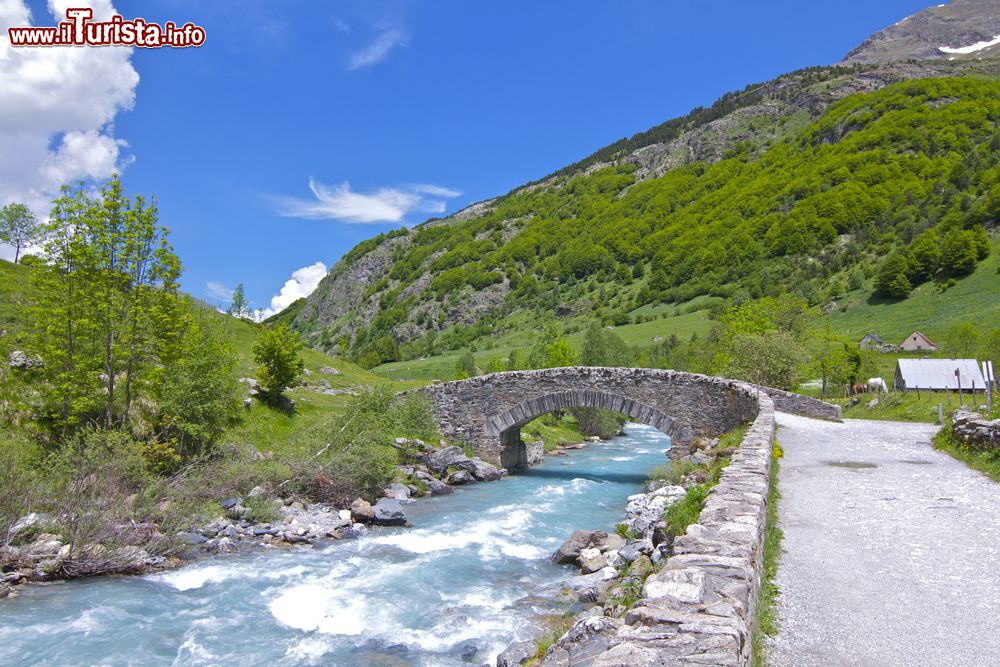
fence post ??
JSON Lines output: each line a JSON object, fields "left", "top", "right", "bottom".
{"left": 956, "top": 369, "right": 963, "bottom": 408}
{"left": 937, "top": 403, "right": 944, "bottom": 425}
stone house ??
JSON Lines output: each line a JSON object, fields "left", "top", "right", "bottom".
{"left": 899, "top": 331, "right": 938, "bottom": 352}
{"left": 859, "top": 332, "right": 897, "bottom": 353}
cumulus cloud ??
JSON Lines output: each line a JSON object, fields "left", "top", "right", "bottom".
{"left": 346, "top": 27, "right": 407, "bottom": 70}
{"left": 205, "top": 281, "right": 235, "bottom": 304}
{"left": 255, "top": 261, "right": 328, "bottom": 320}
{"left": 0, "top": 0, "right": 139, "bottom": 260}
{"left": 273, "top": 177, "right": 461, "bottom": 224}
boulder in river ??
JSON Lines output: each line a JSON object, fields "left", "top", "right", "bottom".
{"left": 350, "top": 498, "right": 375, "bottom": 523}
{"left": 427, "top": 446, "right": 470, "bottom": 474}
{"left": 445, "top": 469, "right": 473, "bottom": 485}
{"left": 464, "top": 458, "right": 502, "bottom": 482}
{"left": 427, "top": 479, "right": 453, "bottom": 496}
{"left": 384, "top": 483, "right": 412, "bottom": 501}
{"left": 578, "top": 547, "right": 608, "bottom": 574}
{"left": 497, "top": 640, "right": 535, "bottom": 667}
{"left": 373, "top": 498, "right": 407, "bottom": 526}
{"left": 551, "top": 530, "right": 608, "bottom": 565}
{"left": 618, "top": 539, "right": 654, "bottom": 563}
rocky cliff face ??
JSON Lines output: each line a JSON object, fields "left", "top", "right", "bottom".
{"left": 844, "top": 0, "right": 1000, "bottom": 64}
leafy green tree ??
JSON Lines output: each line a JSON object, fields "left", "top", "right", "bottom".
{"left": 847, "top": 268, "right": 865, "bottom": 291}
{"left": 0, "top": 203, "right": 41, "bottom": 264}
{"left": 580, "top": 320, "right": 634, "bottom": 367}
{"left": 528, "top": 324, "right": 576, "bottom": 368}
{"left": 909, "top": 232, "right": 941, "bottom": 281}
{"left": 252, "top": 324, "right": 305, "bottom": 403}
{"left": 808, "top": 326, "right": 852, "bottom": 399}
{"left": 507, "top": 348, "right": 527, "bottom": 371}
{"left": 455, "top": 350, "right": 477, "bottom": 378}
{"left": 33, "top": 176, "right": 184, "bottom": 434}
{"left": 721, "top": 331, "right": 806, "bottom": 390}
{"left": 943, "top": 322, "right": 980, "bottom": 358}
{"left": 487, "top": 357, "right": 508, "bottom": 373}
{"left": 580, "top": 321, "right": 609, "bottom": 366}
{"left": 154, "top": 308, "right": 241, "bottom": 457}
{"left": 228, "top": 283, "right": 249, "bottom": 319}
{"left": 939, "top": 228, "right": 979, "bottom": 276}
{"left": 875, "top": 253, "right": 912, "bottom": 298}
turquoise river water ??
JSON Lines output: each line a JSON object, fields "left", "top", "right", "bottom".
{"left": 0, "top": 424, "right": 670, "bottom": 666}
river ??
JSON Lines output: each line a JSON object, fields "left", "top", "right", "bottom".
{"left": 0, "top": 424, "right": 670, "bottom": 666}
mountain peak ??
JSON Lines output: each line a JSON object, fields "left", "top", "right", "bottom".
{"left": 844, "top": 0, "right": 1000, "bottom": 64}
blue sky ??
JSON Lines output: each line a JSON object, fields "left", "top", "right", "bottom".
{"left": 3, "top": 0, "right": 936, "bottom": 315}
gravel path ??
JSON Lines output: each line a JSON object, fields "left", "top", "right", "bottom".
{"left": 768, "top": 413, "right": 1000, "bottom": 667}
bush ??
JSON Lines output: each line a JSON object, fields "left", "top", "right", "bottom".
{"left": 648, "top": 459, "right": 697, "bottom": 486}
{"left": 244, "top": 495, "right": 281, "bottom": 524}
{"left": 310, "top": 387, "right": 441, "bottom": 503}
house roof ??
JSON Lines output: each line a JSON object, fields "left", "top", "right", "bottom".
{"left": 895, "top": 358, "right": 986, "bottom": 390}
{"left": 860, "top": 332, "right": 884, "bottom": 342}
{"left": 902, "top": 330, "right": 938, "bottom": 347}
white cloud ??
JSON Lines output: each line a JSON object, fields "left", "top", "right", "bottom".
{"left": 205, "top": 281, "right": 235, "bottom": 303}
{"left": 255, "top": 261, "right": 328, "bottom": 320}
{"left": 273, "top": 177, "right": 461, "bottom": 224}
{"left": 409, "top": 183, "right": 463, "bottom": 198}
{"left": 0, "top": 0, "right": 139, "bottom": 260}
{"left": 346, "top": 28, "right": 407, "bottom": 70}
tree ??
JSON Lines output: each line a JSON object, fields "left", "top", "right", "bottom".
{"left": 0, "top": 203, "right": 41, "bottom": 264}
{"left": 455, "top": 350, "right": 477, "bottom": 378}
{"left": 252, "top": 324, "right": 305, "bottom": 404}
{"left": 228, "top": 283, "right": 249, "bottom": 319}
{"left": 33, "top": 176, "right": 184, "bottom": 433}
{"left": 154, "top": 308, "right": 241, "bottom": 458}
{"left": 909, "top": 232, "right": 940, "bottom": 281}
{"left": 939, "top": 228, "right": 978, "bottom": 276}
{"left": 580, "top": 320, "right": 633, "bottom": 367}
{"left": 507, "top": 348, "right": 527, "bottom": 371}
{"left": 875, "top": 253, "right": 912, "bottom": 298}
{"left": 580, "top": 321, "right": 609, "bottom": 366}
{"left": 943, "top": 322, "right": 979, "bottom": 358}
{"left": 529, "top": 324, "right": 576, "bottom": 369}
{"left": 721, "top": 331, "right": 806, "bottom": 390}
{"left": 808, "top": 326, "right": 852, "bottom": 399}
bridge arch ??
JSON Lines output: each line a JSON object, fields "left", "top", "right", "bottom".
{"left": 487, "top": 390, "right": 687, "bottom": 470}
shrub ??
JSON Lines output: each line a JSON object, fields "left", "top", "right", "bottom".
{"left": 244, "top": 495, "right": 281, "bottom": 524}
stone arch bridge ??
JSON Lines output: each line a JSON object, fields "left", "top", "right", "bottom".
{"left": 411, "top": 367, "right": 839, "bottom": 470}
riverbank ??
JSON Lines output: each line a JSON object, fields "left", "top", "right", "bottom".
{"left": 0, "top": 424, "right": 671, "bottom": 666}
{"left": 0, "top": 435, "right": 510, "bottom": 600}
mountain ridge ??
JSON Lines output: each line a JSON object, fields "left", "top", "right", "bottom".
{"left": 282, "top": 2, "right": 1000, "bottom": 370}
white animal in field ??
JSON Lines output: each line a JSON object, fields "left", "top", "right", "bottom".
{"left": 867, "top": 377, "right": 888, "bottom": 393}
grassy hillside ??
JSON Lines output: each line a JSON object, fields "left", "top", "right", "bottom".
{"left": 825, "top": 237, "right": 1000, "bottom": 344}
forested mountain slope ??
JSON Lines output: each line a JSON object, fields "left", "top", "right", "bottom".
{"left": 286, "top": 2, "right": 1000, "bottom": 370}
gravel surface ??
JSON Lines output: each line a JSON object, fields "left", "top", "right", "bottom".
{"left": 768, "top": 413, "right": 1000, "bottom": 667}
